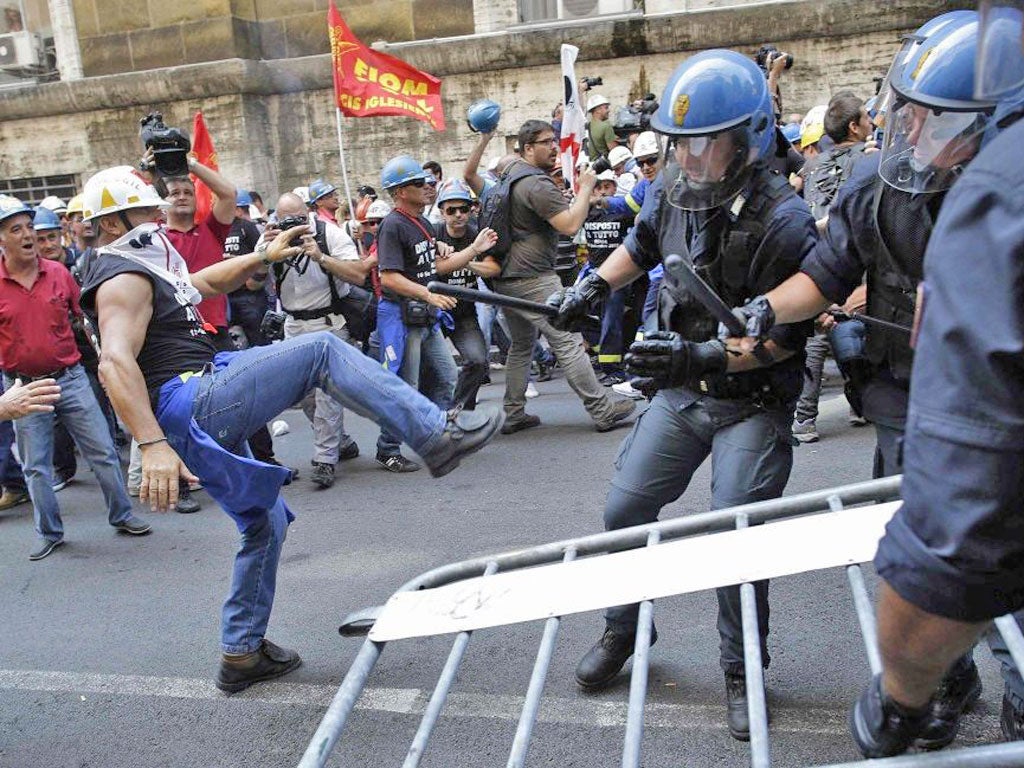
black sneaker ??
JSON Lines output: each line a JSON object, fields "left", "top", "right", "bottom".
{"left": 376, "top": 454, "right": 421, "bottom": 473}
{"left": 1001, "top": 691, "right": 1024, "bottom": 741}
{"left": 114, "top": 516, "right": 152, "bottom": 535}
{"left": 424, "top": 407, "right": 504, "bottom": 478}
{"left": 500, "top": 414, "right": 541, "bottom": 435}
{"left": 575, "top": 626, "right": 657, "bottom": 690}
{"left": 916, "top": 659, "right": 982, "bottom": 750}
{"left": 29, "top": 538, "right": 64, "bottom": 561}
{"left": 338, "top": 442, "right": 360, "bottom": 461}
{"left": 216, "top": 639, "right": 302, "bottom": 694}
{"left": 850, "top": 674, "right": 930, "bottom": 758}
{"left": 311, "top": 461, "right": 336, "bottom": 488}
{"left": 175, "top": 488, "right": 201, "bottom": 514}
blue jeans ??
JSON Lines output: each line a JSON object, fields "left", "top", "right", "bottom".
{"left": 183, "top": 332, "right": 448, "bottom": 652}
{"left": 8, "top": 365, "right": 133, "bottom": 543}
{"left": 597, "top": 287, "right": 627, "bottom": 373}
{"left": 377, "top": 324, "right": 458, "bottom": 457}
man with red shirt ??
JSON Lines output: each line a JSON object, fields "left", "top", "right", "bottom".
{"left": 0, "top": 195, "right": 149, "bottom": 561}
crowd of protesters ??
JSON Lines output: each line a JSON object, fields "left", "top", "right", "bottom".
{"left": 3, "top": 4, "right": 1024, "bottom": 757}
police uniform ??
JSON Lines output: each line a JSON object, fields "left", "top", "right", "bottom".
{"left": 798, "top": 152, "right": 937, "bottom": 476}
{"left": 604, "top": 163, "right": 815, "bottom": 673}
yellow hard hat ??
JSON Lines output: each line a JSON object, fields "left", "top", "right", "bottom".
{"left": 66, "top": 194, "right": 85, "bottom": 216}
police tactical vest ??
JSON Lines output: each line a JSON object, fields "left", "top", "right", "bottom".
{"left": 864, "top": 183, "right": 937, "bottom": 382}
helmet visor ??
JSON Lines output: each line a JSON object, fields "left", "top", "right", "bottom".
{"left": 667, "top": 126, "right": 753, "bottom": 211}
{"left": 878, "top": 99, "right": 990, "bottom": 193}
{"left": 977, "top": 1, "right": 1024, "bottom": 100}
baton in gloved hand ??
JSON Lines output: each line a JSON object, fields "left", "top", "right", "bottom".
{"left": 828, "top": 309, "right": 912, "bottom": 335}
{"left": 426, "top": 281, "right": 602, "bottom": 329}
{"left": 661, "top": 254, "right": 774, "bottom": 365}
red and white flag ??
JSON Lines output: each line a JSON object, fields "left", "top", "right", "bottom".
{"left": 559, "top": 44, "right": 587, "bottom": 190}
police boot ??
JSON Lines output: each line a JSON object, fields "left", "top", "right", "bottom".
{"left": 1000, "top": 691, "right": 1024, "bottom": 742}
{"left": 850, "top": 674, "right": 930, "bottom": 759}
{"left": 915, "top": 659, "right": 982, "bottom": 750}
{"left": 725, "top": 672, "right": 750, "bottom": 741}
{"left": 574, "top": 625, "right": 657, "bottom": 690}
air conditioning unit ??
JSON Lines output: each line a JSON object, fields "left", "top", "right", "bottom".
{"left": 0, "top": 32, "right": 44, "bottom": 70}
{"left": 558, "top": 0, "right": 631, "bottom": 18}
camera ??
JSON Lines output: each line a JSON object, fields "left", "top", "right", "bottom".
{"left": 612, "top": 94, "right": 659, "bottom": 139}
{"left": 260, "top": 310, "right": 287, "bottom": 342}
{"left": 755, "top": 44, "right": 794, "bottom": 73}
{"left": 582, "top": 76, "right": 603, "bottom": 88}
{"left": 277, "top": 214, "right": 311, "bottom": 248}
{"left": 591, "top": 156, "right": 612, "bottom": 174}
{"left": 139, "top": 112, "right": 191, "bottom": 177}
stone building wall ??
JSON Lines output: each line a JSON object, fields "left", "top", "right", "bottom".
{"left": 0, "top": 0, "right": 972, "bottom": 201}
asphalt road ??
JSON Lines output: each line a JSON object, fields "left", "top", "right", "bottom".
{"left": 0, "top": 369, "right": 1009, "bottom": 767}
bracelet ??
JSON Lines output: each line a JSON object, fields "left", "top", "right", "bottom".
{"left": 138, "top": 437, "right": 168, "bottom": 448}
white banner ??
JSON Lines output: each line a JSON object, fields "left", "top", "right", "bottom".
{"left": 559, "top": 44, "right": 587, "bottom": 190}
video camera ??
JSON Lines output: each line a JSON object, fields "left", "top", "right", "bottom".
{"left": 612, "top": 94, "right": 659, "bottom": 139}
{"left": 139, "top": 112, "right": 191, "bottom": 177}
{"left": 755, "top": 44, "right": 794, "bottom": 74}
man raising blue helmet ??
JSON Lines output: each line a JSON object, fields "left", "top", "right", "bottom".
{"left": 548, "top": 49, "right": 817, "bottom": 740}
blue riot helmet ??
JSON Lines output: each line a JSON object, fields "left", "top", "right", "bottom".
{"left": 879, "top": 15, "right": 998, "bottom": 194}
{"left": 976, "top": 1, "right": 1024, "bottom": 119}
{"left": 32, "top": 206, "right": 62, "bottom": 231}
{"left": 467, "top": 99, "right": 501, "bottom": 134}
{"left": 380, "top": 156, "right": 431, "bottom": 190}
{"left": 651, "top": 49, "right": 775, "bottom": 210}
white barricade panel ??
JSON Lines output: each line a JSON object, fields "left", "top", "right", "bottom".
{"left": 370, "top": 502, "right": 900, "bottom": 641}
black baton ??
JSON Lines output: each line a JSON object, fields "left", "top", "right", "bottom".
{"left": 829, "top": 310, "right": 912, "bottom": 335}
{"left": 426, "top": 281, "right": 601, "bottom": 328}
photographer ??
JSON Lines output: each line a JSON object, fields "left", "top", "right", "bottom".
{"left": 266, "top": 192, "right": 373, "bottom": 490}
{"left": 587, "top": 94, "right": 620, "bottom": 159}
{"left": 756, "top": 44, "right": 794, "bottom": 120}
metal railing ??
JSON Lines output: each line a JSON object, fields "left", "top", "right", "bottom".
{"left": 298, "top": 476, "right": 1024, "bottom": 767}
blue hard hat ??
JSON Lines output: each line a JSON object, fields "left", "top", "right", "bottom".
{"left": 380, "top": 155, "right": 430, "bottom": 190}
{"left": 32, "top": 206, "right": 62, "bottom": 231}
{"left": 879, "top": 14, "right": 999, "bottom": 193}
{"left": 651, "top": 49, "right": 775, "bottom": 209}
{"left": 308, "top": 178, "right": 337, "bottom": 202}
{"left": 0, "top": 195, "right": 34, "bottom": 227}
{"left": 781, "top": 122, "right": 802, "bottom": 145}
{"left": 236, "top": 189, "right": 254, "bottom": 207}
{"left": 467, "top": 99, "right": 501, "bottom": 134}
{"left": 436, "top": 179, "right": 475, "bottom": 206}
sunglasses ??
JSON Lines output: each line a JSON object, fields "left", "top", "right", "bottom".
{"left": 402, "top": 179, "right": 427, "bottom": 188}
{"left": 444, "top": 205, "right": 471, "bottom": 215}
{"left": 636, "top": 157, "right": 658, "bottom": 168}
{"left": 364, "top": 220, "right": 380, "bottom": 227}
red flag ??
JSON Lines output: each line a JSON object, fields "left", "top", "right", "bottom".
{"left": 190, "top": 112, "right": 218, "bottom": 225}
{"left": 327, "top": 1, "right": 445, "bottom": 131}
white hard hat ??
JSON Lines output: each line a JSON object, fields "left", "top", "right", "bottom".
{"left": 292, "top": 186, "right": 310, "bottom": 204}
{"left": 608, "top": 146, "right": 633, "bottom": 168}
{"left": 39, "top": 195, "right": 67, "bottom": 214}
{"left": 632, "top": 131, "right": 660, "bottom": 159}
{"left": 596, "top": 169, "right": 618, "bottom": 182}
{"left": 587, "top": 94, "right": 610, "bottom": 113}
{"left": 365, "top": 199, "right": 392, "bottom": 220}
{"left": 81, "top": 166, "right": 170, "bottom": 222}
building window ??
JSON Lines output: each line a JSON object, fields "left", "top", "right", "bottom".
{"left": 519, "top": 0, "right": 637, "bottom": 24}
{"left": 0, "top": 174, "right": 77, "bottom": 206}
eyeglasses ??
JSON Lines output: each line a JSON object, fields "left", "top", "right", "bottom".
{"left": 636, "top": 157, "right": 658, "bottom": 168}
{"left": 443, "top": 205, "right": 470, "bottom": 215}
{"left": 528, "top": 137, "right": 559, "bottom": 147}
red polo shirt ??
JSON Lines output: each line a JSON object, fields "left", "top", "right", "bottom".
{"left": 0, "top": 256, "right": 82, "bottom": 375}
{"left": 166, "top": 212, "right": 232, "bottom": 328}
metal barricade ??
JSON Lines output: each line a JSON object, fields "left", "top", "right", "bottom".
{"left": 298, "top": 476, "right": 1024, "bottom": 767}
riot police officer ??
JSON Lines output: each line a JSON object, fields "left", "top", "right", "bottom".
{"left": 730, "top": 13, "right": 1006, "bottom": 750}
{"left": 548, "top": 49, "right": 817, "bottom": 740}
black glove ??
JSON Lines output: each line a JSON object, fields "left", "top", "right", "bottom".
{"left": 545, "top": 271, "right": 610, "bottom": 332}
{"left": 625, "top": 332, "right": 728, "bottom": 390}
{"left": 720, "top": 295, "right": 775, "bottom": 341}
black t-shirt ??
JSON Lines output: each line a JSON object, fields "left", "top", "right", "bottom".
{"left": 583, "top": 208, "right": 634, "bottom": 268}
{"left": 376, "top": 209, "right": 438, "bottom": 299}
{"left": 80, "top": 255, "right": 217, "bottom": 403}
{"left": 225, "top": 218, "right": 264, "bottom": 298}
{"left": 434, "top": 221, "right": 479, "bottom": 318}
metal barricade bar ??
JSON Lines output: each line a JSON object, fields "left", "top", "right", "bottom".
{"left": 737, "top": 512, "right": 771, "bottom": 768}
{"left": 622, "top": 530, "right": 660, "bottom": 768}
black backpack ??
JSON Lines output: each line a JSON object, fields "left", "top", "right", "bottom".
{"left": 477, "top": 162, "right": 546, "bottom": 259}
{"left": 803, "top": 144, "right": 865, "bottom": 220}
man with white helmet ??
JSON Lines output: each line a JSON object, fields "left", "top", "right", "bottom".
{"left": 77, "top": 167, "right": 503, "bottom": 692}
{"left": 607, "top": 145, "right": 636, "bottom": 194}
{"left": 0, "top": 194, "right": 148, "bottom": 562}
{"left": 587, "top": 94, "right": 619, "bottom": 158}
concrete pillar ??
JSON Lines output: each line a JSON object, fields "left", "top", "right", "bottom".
{"left": 473, "top": 0, "right": 519, "bottom": 32}
{"left": 47, "top": 0, "right": 83, "bottom": 80}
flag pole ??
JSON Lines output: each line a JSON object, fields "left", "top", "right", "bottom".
{"left": 335, "top": 107, "right": 358, "bottom": 226}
